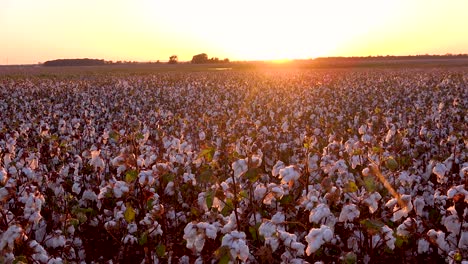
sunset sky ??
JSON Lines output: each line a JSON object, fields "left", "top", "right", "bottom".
{"left": 1, "top": 0, "right": 468, "bottom": 65}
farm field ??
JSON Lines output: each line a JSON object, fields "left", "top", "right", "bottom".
{"left": 0, "top": 66, "right": 467, "bottom": 263}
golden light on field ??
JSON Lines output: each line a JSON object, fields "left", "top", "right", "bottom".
{"left": 1, "top": 0, "right": 468, "bottom": 64}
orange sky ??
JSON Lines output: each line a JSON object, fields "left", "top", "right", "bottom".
{"left": 1, "top": 0, "right": 467, "bottom": 64}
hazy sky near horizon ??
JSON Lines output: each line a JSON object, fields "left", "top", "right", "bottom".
{"left": 1, "top": 0, "right": 468, "bottom": 64}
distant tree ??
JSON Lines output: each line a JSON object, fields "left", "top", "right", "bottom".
{"left": 43, "top": 58, "right": 105, "bottom": 67}
{"left": 223, "top": 58, "right": 230, "bottom": 63}
{"left": 169, "top": 55, "right": 178, "bottom": 64}
{"left": 191, "top": 53, "right": 209, "bottom": 64}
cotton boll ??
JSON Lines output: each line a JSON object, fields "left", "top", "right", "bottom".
{"left": 221, "top": 231, "right": 249, "bottom": 262}
{"left": 444, "top": 215, "right": 461, "bottom": 234}
{"left": 232, "top": 159, "right": 248, "bottom": 178}
{"left": 305, "top": 225, "right": 333, "bottom": 255}
{"left": 364, "top": 192, "right": 382, "bottom": 214}
{"left": 339, "top": 204, "right": 360, "bottom": 222}
{"left": 278, "top": 165, "right": 301, "bottom": 184}
{"left": 272, "top": 160, "right": 285, "bottom": 177}
{"left": 413, "top": 196, "right": 426, "bottom": 217}
{"left": 417, "top": 238, "right": 430, "bottom": 254}
{"left": 433, "top": 163, "right": 448, "bottom": 184}
{"left": 309, "top": 203, "right": 331, "bottom": 224}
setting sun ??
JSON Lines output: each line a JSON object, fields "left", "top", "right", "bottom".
{"left": 1, "top": 0, "right": 467, "bottom": 64}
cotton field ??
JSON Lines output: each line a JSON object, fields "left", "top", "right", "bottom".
{"left": 0, "top": 68, "right": 467, "bottom": 263}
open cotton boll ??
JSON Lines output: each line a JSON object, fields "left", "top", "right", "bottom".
{"left": 232, "top": 158, "right": 248, "bottom": 178}
{"left": 305, "top": 225, "right": 333, "bottom": 255}
{"left": 278, "top": 165, "right": 300, "bottom": 184}
{"left": 381, "top": 225, "right": 395, "bottom": 250}
{"left": 364, "top": 192, "right": 382, "bottom": 214}
{"left": 309, "top": 203, "right": 332, "bottom": 224}
{"left": 272, "top": 160, "right": 285, "bottom": 177}
{"left": 433, "top": 163, "right": 448, "bottom": 184}
{"left": 113, "top": 181, "right": 129, "bottom": 198}
{"left": 221, "top": 231, "right": 249, "bottom": 262}
{"left": 339, "top": 204, "right": 360, "bottom": 222}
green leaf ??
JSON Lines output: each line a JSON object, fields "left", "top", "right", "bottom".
{"left": 280, "top": 194, "right": 293, "bottom": 205}
{"left": 125, "top": 170, "right": 138, "bottom": 183}
{"left": 156, "top": 244, "right": 166, "bottom": 257}
{"left": 360, "top": 219, "right": 384, "bottom": 235}
{"left": 249, "top": 226, "right": 258, "bottom": 241}
{"left": 245, "top": 168, "right": 260, "bottom": 183}
{"left": 13, "top": 256, "right": 28, "bottom": 264}
{"left": 206, "top": 190, "right": 214, "bottom": 209}
{"left": 139, "top": 231, "right": 148, "bottom": 246}
{"left": 221, "top": 198, "right": 233, "bottom": 216}
{"left": 385, "top": 157, "right": 399, "bottom": 171}
{"left": 198, "top": 168, "right": 213, "bottom": 184}
{"left": 239, "top": 190, "right": 249, "bottom": 199}
{"left": 109, "top": 130, "right": 120, "bottom": 141}
{"left": 199, "top": 147, "right": 215, "bottom": 162}
{"left": 216, "top": 246, "right": 231, "bottom": 264}
{"left": 124, "top": 204, "right": 136, "bottom": 223}
{"left": 363, "top": 176, "right": 376, "bottom": 192}
{"left": 162, "top": 173, "right": 175, "bottom": 184}
{"left": 343, "top": 252, "right": 357, "bottom": 264}
{"left": 345, "top": 181, "right": 358, "bottom": 193}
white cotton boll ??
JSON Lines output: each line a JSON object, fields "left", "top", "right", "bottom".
{"left": 204, "top": 223, "right": 218, "bottom": 239}
{"left": 385, "top": 126, "right": 396, "bottom": 143}
{"left": 0, "top": 225, "right": 24, "bottom": 251}
{"left": 128, "top": 223, "right": 138, "bottom": 234}
{"left": 265, "top": 237, "right": 280, "bottom": 251}
{"left": 199, "top": 131, "right": 206, "bottom": 140}
{"left": 221, "top": 231, "right": 249, "bottom": 262}
{"left": 45, "top": 231, "right": 66, "bottom": 249}
{"left": 413, "top": 196, "right": 425, "bottom": 217}
{"left": 364, "top": 192, "right": 382, "bottom": 214}
{"left": 305, "top": 225, "right": 333, "bottom": 255}
{"left": 427, "top": 229, "right": 449, "bottom": 253}
{"left": 396, "top": 218, "right": 413, "bottom": 237}
{"left": 458, "top": 231, "right": 468, "bottom": 249}
{"left": 48, "top": 257, "right": 63, "bottom": 264}
{"left": 139, "top": 170, "right": 155, "bottom": 186}
{"left": 361, "top": 134, "right": 372, "bottom": 143}
{"left": 339, "top": 204, "right": 360, "bottom": 222}
{"left": 72, "top": 182, "right": 82, "bottom": 194}
{"left": 358, "top": 125, "right": 367, "bottom": 135}
{"left": 232, "top": 159, "right": 248, "bottom": 178}
{"left": 444, "top": 215, "right": 461, "bottom": 234}
{"left": 254, "top": 183, "right": 267, "bottom": 201}
{"left": 183, "top": 172, "right": 196, "bottom": 185}
{"left": 279, "top": 165, "right": 301, "bottom": 184}
{"left": 113, "top": 181, "right": 129, "bottom": 198}
{"left": 272, "top": 160, "right": 285, "bottom": 177}
{"left": 362, "top": 167, "right": 370, "bottom": 177}
{"left": 123, "top": 234, "right": 138, "bottom": 244}
{"left": 271, "top": 212, "right": 285, "bottom": 224}
{"left": 390, "top": 195, "right": 413, "bottom": 222}
{"left": 259, "top": 221, "right": 277, "bottom": 238}
{"left": 82, "top": 189, "right": 97, "bottom": 202}
{"left": 0, "top": 167, "right": 8, "bottom": 185}
{"left": 281, "top": 121, "right": 289, "bottom": 132}
{"left": 433, "top": 163, "right": 448, "bottom": 184}
{"left": 98, "top": 185, "right": 111, "bottom": 199}
{"left": 164, "top": 181, "right": 175, "bottom": 196}
{"left": 417, "top": 238, "right": 430, "bottom": 254}
{"left": 309, "top": 203, "right": 331, "bottom": 224}
{"left": 221, "top": 212, "right": 237, "bottom": 233}
{"left": 350, "top": 155, "right": 361, "bottom": 169}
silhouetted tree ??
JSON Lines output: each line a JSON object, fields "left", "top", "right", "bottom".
{"left": 191, "top": 53, "right": 209, "bottom": 64}
{"left": 169, "top": 55, "right": 178, "bottom": 64}
{"left": 43, "top": 58, "right": 105, "bottom": 67}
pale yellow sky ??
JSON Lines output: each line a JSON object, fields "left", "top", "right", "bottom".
{"left": 1, "top": 0, "right": 467, "bottom": 64}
